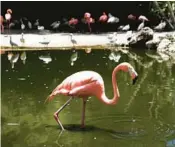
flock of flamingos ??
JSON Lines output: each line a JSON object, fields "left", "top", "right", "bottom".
{"left": 0, "top": 8, "right": 166, "bottom": 33}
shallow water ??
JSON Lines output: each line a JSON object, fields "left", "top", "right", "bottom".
{"left": 1, "top": 49, "right": 175, "bottom": 147}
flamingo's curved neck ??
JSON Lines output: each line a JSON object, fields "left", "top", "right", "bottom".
{"left": 101, "top": 65, "right": 121, "bottom": 105}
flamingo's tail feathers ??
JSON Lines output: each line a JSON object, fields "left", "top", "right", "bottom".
{"left": 44, "top": 94, "right": 56, "bottom": 104}
{"left": 44, "top": 96, "right": 50, "bottom": 104}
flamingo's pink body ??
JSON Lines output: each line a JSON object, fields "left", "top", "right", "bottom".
{"left": 99, "top": 12, "right": 108, "bottom": 22}
{"left": 128, "top": 14, "right": 136, "bottom": 20}
{"left": 50, "top": 71, "right": 108, "bottom": 103}
{"left": 46, "top": 62, "right": 138, "bottom": 130}
{"left": 69, "top": 18, "right": 79, "bottom": 25}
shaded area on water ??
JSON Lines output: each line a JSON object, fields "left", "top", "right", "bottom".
{"left": 1, "top": 49, "right": 175, "bottom": 147}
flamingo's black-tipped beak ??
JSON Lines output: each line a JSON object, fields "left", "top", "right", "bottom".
{"left": 132, "top": 76, "right": 138, "bottom": 85}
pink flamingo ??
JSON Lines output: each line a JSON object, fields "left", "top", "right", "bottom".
{"left": 87, "top": 17, "right": 95, "bottom": 32}
{"left": 84, "top": 12, "right": 91, "bottom": 19}
{"left": 99, "top": 12, "right": 108, "bottom": 22}
{"left": 83, "top": 12, "right": 94, "bottom": 32}
{"left": 45, "top": 62, "right": 138, "bottom": 131}
{"left": 69, "top": 18, "right": 79, "bottom": 26}
{"left": 128, "top": 14, "right": 136, "bottom": 20}
{"left": 0, "top": 15, "right": 4, "bottom": 33}
{"left": 5, "top": 9, "right": 12, "bottom": 34}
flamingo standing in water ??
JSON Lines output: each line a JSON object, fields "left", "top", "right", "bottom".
{"left": 0, "top": 15, "right": 4, "bottom": 33}
{"left": 45, "top": 62, "right": 138, "bottom": 130}
{"left": 5, "top": 9, "right": 12, "bottom": 34}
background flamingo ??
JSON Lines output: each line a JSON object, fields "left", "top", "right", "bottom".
{"left": 68, "top": 18, "right": 79, "bottom": 32}
{"left": 84, "top": 12, "right": 91, "bottom": 19}
{"left": 127, "top": 14, "right": 137, "bottom": 30}
{"left": 83, "top": 12, "right": 95, "bottom": 32}
{"left": 5, "top": 8, "right": 12, "bottom": 34}
{"left": 99, "top": 12, "right": 108, "bottom": 22}
{"left": 137, "top": 15, "right": 149, "bottom": 31}
{"left": 45, "top": 62, "right": 138, "bottom": 131}
{"left": 99, "top": 12, "right": 108, "bottom": 32}
{"left": 0, "top": 15, "right": 4, "bottom": 33}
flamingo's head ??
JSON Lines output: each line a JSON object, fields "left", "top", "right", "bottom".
{"left": 84, "top": 12, "right": 91, "bottom": 19}
{"left": 7, "top": 9, "right": 12, "bottom": 14}
{"left": 127, "top": 64, "right": 138, "bottom": 85}
{"left": 118, "top": 62, "right": 138, "bottom": 85}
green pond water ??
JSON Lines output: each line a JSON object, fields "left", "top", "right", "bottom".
{"left": 1, "top": 49, "right": 175, "bottom": 147}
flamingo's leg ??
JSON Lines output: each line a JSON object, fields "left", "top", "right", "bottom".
{"left": 81, "top": 98, "right": 87, "bottom": 128}
{"left": 88, "top": 23, "right": 91, "bottom": 32}
{"left": 54, "top": 97, "right": 73, "bottom": 131}
{"left": 1, "top": 25, "right": 4, "bottom": 33}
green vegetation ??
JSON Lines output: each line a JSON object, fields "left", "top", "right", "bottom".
{"left": 150, "top": 1, "right": 175, "bottom": 30}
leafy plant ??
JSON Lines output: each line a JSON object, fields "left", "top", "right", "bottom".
{"left": 150, "top": 1, "right": 175, "bottom": 30}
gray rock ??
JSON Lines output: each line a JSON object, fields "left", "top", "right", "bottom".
{"left": 168, "top": 42, "right": 175, "bottom": 52}
{"left": 146, "top": 38, "right": 160, "bottom": 49}
{"left": 129, "top": 27, "right": 154, "bottom": 48}
{"left": 157, "top": 38, "right": 171, "bottom": 52}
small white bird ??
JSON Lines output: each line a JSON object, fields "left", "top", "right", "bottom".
{"left": 122, "top": 24, "right": 130, "bottom": 31}
{"left": 20, "top": 33, "right": 25, "bottom": 44}
{"left": 38, "top": 26, "right": 44, "bottom": 31}
{"left": 28, "top": 21, "right": 32, "bottom": 29}
{"left": 50, "top": 21, "right": 60, "bottom": 30}
{"left": 69, "top": 33, "right": 77, "bottom": 47}
{"left": 20, "top": 18, "right": 25, "bottom": 30}
{"left": 117, "top": 25, "right": 124, "bottom": 31}
{"left": 21, "top": 23, "right": 25, "bottom": 30}
{"left": 154, "top": 21, "right": 166, "bottom": 31}
{"left": 10, "top": 36, "right": 18, "bottom": 47}
{"left": 107, "top": 13, "right": 119, "bottom": 23}
{"left": 34, "top": 19, "right": 39, "bottom": 27}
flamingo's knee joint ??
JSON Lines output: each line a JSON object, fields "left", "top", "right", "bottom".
{"left": 53, "top": 113, "right": 58, "bottom": 119}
